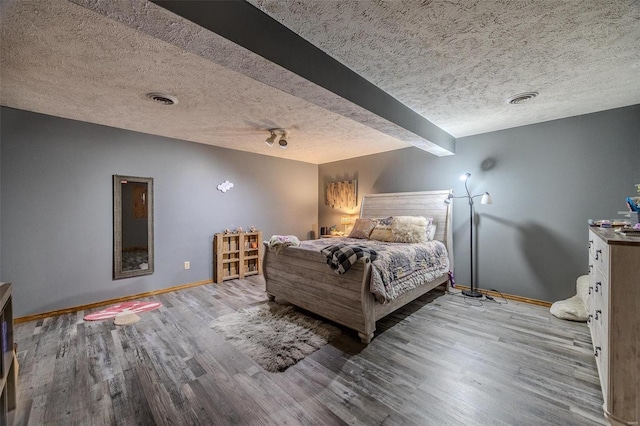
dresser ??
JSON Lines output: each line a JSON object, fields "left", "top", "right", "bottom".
{"left": 588, "top": 228, "right": 639, "bottom": 425}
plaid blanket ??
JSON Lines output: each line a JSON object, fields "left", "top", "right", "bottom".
{"left": 321, "top": 244, "right": 378, "bottom": 274}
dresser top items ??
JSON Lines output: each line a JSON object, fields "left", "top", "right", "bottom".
{"left": 589, "top": 226, "right": 640, "bottom": 246}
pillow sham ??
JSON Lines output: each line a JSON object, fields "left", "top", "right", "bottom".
{"left": 391, "top": 216, "right": 431, "bottom": 243}
{"left": 428, "top": 223, "right": 437, "bottom": 241}
{"left": 348, "top": 218, "right": 377, "bottom": 239}
{"left": 368, "top": 217, "right": 394, "bottom": 242}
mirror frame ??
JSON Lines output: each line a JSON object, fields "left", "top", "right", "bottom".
{"left": 113, "top": 175, "right": 154, "bottom": 279}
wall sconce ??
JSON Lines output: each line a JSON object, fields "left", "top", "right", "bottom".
{"left": 265, "top": 129, "right": 288, "bottom": 149}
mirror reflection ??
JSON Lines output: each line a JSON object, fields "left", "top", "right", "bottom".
{"left": 113, "top": 175, "right": 154, "bottom": 279}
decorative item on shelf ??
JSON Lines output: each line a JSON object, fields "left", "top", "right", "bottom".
{"left": 616, "top": 226, "right": 640, "bottom": 235}
{"left": 329, "top": 225, "right": 338, "bottom": 235}
{"left": 444, "top": 173, "right": 493, "bottom": 298}
{"left": 223, "top": 228, "right": 231, "bottom": 234}
{"left": 625, "top": 183, "right": 640, "bottom": 225}
{"left": 249, "top": 225, "right": 256, "bottom": 232}
{"left": 236, "top": 227, "right": 243, "bottom": 233}
{"left": 326, "top": 180, "right": 357, "bottom": 209}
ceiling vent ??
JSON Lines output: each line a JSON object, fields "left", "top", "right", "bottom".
{"left": 146, "top": 93, "right": 178, "bottom": 105}
{"left": 507, "top": 92, "right": 538, "bottom": 105}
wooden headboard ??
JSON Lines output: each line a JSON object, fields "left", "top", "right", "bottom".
{"left": 360, "top": 190, "right": 453, "bottom": 268}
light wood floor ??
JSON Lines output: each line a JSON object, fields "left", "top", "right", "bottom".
{"left": 13, "top": 277, "right": 606, "bottom": 425}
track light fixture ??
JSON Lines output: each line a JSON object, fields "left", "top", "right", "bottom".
{"left": 265, "top": 130, "right": 278, "bottom": 146}
{"left": 278, "top": 131, "right": 288, "bottom": 149}
{"left": 265, "top": 128, "right": 288, "bottom": 149}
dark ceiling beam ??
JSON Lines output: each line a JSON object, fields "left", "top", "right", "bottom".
{"left": 152, "top": 0, "right": 455, "bottom": 154}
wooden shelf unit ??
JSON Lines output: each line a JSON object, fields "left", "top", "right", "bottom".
{"left": 214, "top": 231, "right": 262, "bottom": 283}
{"left": 0, "top": 283, "right": 16, "bottom": 426}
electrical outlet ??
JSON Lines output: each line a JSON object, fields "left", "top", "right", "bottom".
{"left": 184, "top": 261, "right": 190, "bottom": 270}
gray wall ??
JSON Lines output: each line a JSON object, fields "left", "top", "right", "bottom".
{"left": 1, "top": 107, "right": 318, "bottom": 317}
{"left": 319, "top": 105, "right": 640, "bottom": 302}
{"left": 3, "top": 105, "right": 638, "bottom": 316}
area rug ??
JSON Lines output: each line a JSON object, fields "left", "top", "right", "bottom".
{"left": 210, "top": 303, "right": 340, "bottom": 372}
{"left": 84, "top": 301, "right": 162, "bottom": 321}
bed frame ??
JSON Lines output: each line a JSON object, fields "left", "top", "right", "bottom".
{"left": 263, "top": 190, "right": 453, "bottom": 344}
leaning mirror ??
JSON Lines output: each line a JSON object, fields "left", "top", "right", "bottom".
{"left": 113, "top": 175, "right": 154, "bottom": 279}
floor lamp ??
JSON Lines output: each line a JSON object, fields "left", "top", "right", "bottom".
{"left": 445, "top": 173, "right": 492, "bottom": 298}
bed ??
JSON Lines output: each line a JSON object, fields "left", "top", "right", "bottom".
{"left": 263, "top": 190, "right": 453, "bottom": 344}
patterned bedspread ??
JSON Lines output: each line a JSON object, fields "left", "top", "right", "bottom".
{"left": 298, "top": 238, "right": 450, "bottom": 303}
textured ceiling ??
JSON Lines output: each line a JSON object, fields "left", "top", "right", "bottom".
{"left": 1, "top": 0, "right": 639, "bottom": 164}
{"left": 249, "top": 0, "right": 640, "bottom": 137}
{"left": 0, "top": 0, "right": 412, "bottom": 164}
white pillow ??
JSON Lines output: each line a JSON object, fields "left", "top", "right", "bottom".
{"left": 428, "top": 223, "right": 437, "bottom": 241}
{"left": 391, "top": 216, "right": 430, "bottom": 243}
{"left": 369, "top": 217, "right": 394, "bottom": 242}
{"left": 550, "top": 295, "right": 588, "bottom": 321}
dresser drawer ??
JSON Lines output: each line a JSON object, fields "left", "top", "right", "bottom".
{"left": 588, "top": 266, "right": 609, "bottom": 328}
{"left": 587, "top": 262, "right": 607, "bottom": 309}
{"left": 593, "top": 286, "right": 608, "bottom": 340}
{"left": 589, "top": 281, "right": 608, "bottom": 340}
{"left": 589, "top": 230, "right": 609, "bottom": 278}
{"left": 593, "top": 319, "right": 609, "bottom": 403}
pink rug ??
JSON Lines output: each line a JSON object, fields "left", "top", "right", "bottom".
{"left": 84, "top": 301, "right": 162, "bottom": 321}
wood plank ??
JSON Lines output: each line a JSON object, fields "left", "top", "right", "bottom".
{"left": 15, "top": 279, "right": 214, "bottom": 324}
{"left": 13, "top": 276, "right": 608, "bottom": 425}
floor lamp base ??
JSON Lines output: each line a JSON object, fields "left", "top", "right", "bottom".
{"left": 462, "top": 289, "right": 483, "bottom": 298}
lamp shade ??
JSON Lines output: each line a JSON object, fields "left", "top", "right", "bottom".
{"left": 340, "top": 215, "right": 354, "bottom": 225}
{"left": 481, "top": 192, "right": 493, "bottom": 204}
